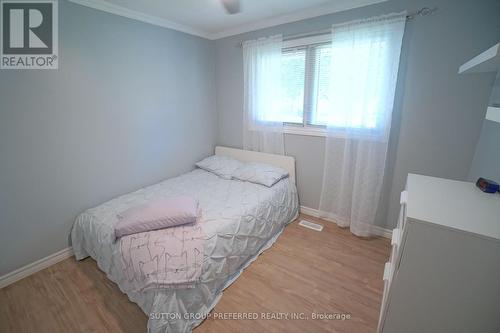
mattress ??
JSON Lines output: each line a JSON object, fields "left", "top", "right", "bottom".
{"left": 71, "top": 168, "right": 298, "bottom": 333}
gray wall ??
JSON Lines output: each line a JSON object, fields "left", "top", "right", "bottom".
{"left": 1, "top": 0, "right": 499, "bottom": 277}
{"left": 215, "top": 0, "right": 500, "bottom": 228}
{"left": 0, "top": 1, "right": 217, "bottom": 276}
{"left": 468, "top": 71, "right": 500, "bottom": 182}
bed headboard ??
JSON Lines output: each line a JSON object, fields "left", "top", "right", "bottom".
{"left": 215, "top": 146, "right": 296, "bottom": 185}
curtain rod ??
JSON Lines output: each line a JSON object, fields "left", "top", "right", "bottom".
{"left": 238, "top": 7, "right": 437, "bottom": 47}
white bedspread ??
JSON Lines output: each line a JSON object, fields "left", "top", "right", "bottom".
{"left": 71, "top": 168, "right": 298, "bottom": 333}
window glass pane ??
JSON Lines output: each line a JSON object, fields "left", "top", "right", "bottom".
{"left": 310, "top": 45, "right": 331, "bottom": 126}
{"left": 278, "top": 49, "right": 305, "bottom": 123}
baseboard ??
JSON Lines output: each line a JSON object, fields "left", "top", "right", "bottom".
{"left": 0, "top": 247, "right": 73, "bottom": 289}
{"left": 299, "top": 206, "right": 392, "bottom": 239}
{"left": 371, "top": 225, "right": 393, "bottom": 239}
{"left": 299, "top": 205, "right": 321, "bottom": 218}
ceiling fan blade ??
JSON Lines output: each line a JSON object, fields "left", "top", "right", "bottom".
{"left": 221, "top": 0, "right": 240, "bottom": 14}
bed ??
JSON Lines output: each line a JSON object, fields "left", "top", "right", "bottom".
{"left": 71, "top": 146, "right": 299, "bottom": 333}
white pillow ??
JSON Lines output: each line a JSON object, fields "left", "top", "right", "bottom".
{"left": 195, "top": 155, "right": 243, "bottom": 180}
{"left": 232, "top": 162, "right": 289, "bottom": 187}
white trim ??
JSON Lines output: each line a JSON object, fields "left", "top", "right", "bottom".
{"left": 0, "top": 247, "right": 73, "bottom": 289}
{"left": 284, "top": 125, "right": 327, "bottom": 137}
{"left": 300, "top": 205, "right": 322, "bottom": 217}
{"left": 68, "top": 0, "right": 387, "bottom": 40}
{"left": 211, "top": 0, "right": 388, "bottom": 39}
{"left": 300, "top": 205, "right": 392, "bottom": 239}
{"left": 67, "top": 0, "right": 212, "bottom": 39}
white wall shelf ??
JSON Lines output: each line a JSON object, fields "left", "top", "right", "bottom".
{"left": 459, "top": 43, "right": 500, "bottom": 74}
{"left": 485, "top": 106, "right": 500, "bottom": 124}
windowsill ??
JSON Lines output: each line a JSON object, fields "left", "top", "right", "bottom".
{"left": 283, "top": 125, "right": 327, "bottom": 137}
{"left": 283, "top": 125, "right": 389, "bottom": 143}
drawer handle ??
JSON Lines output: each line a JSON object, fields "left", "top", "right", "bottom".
{"left": 383, "top": 262, "right": 391, "bottom": 281}
{"left": 400, "top": 190, "right": 408, "bottom": 204}
{"left": 391, "top": 228, "right": 401, "bottom": 245}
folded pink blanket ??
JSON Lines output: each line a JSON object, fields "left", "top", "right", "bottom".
{"left": 115, "top": 196, "right": 199, "bottom": 239}
{"left": 116, "top": 197, "right": 204, "bottom": 290}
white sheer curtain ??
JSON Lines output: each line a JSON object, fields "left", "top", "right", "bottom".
{"left": 242, "top": 35, "right": 285, "bottom": 155}
{"left": 319, "top": 13, "right": 406, "bottom": 236}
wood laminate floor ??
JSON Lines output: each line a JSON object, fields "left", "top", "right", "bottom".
{"left": 0, "top": 214, "right": 390, "bottom": 333}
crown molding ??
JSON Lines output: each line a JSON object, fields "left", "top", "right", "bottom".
{"left": 210, "top": 0, "right": 387, "bottom": 39}
{"left": 68, "top": 0, "right": 387, "bottom": 40}
{"left": 67, "top": 0, "right": 212, "bottom": 39}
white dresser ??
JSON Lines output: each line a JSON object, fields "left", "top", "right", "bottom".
{"left": 378, "top": 174, "right": 500, "bottom": 333}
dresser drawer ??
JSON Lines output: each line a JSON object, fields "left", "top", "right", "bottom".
{"left": 396, "top": 190, "right": 408, "bottom": 230}
{"left": 378, "top": 261, "right": 394, "bottom": 333}
{"left": 377, "top": 277, "right": 390, "bottom": 333}
{"left": 385, "top": 243, "right": 400, "bottom": 283}
{"left": 379, "top": 233, "right": 405, "bottom": 333}
{"left": 378, "top": 190, "right": 409, "bottom": 333}
{"left": 391, "top": 228, "right": 402, "bottom": 247}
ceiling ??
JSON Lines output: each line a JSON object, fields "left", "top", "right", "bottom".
{"left": 69, "top": 0, "right": 386, "bottom": 40}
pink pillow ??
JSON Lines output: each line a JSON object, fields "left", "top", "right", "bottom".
{"left": 114, "top": 196, "right": 199, "bottom": 239}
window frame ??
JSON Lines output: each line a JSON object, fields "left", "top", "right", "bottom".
{"left": 281, "top": 34, "right": 331, "bottom": 137}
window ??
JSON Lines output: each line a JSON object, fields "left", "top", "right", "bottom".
{"left": 309, "top": 44, "right": 331, "bottom": 126}
{"left": 278, "top": 35, "right": 332, "bottom": 135}
{"left": 243, "top": 18, "right": 403, "bottom": 143}
{"left": 279, "top": 49, "right": 305, "bottom": 124}
{"left": 277, "top": 35, "right": 387, "bottom": 136}
{"left": 273, "top": 33, "right": 395, "bottom": 137}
